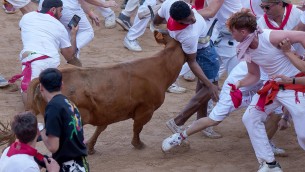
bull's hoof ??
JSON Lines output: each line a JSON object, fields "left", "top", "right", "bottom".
{"left": 87, "top": 148, "right": 96, "bottom": 155}
{"left": 131, "top": 140, "right": 145, "bottom": 149}
{"left": 85, "top": 142, "right": 96, "bottom": 155}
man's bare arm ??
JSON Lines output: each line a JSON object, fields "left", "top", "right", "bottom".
{"left": 153, "top": 13, "right": 166, "bottom": 26}
{"left": 278, "top": 38, "right": 305, "bottom": 73}
{"left": 40, "top": 130, "right": 60, "bottom": 153}
{"left": 270, "top": 30, "right": 305, "bottom": 49}
{"left": 197, "top": 0, "right": 224, "bottom": 19}
{"left": 186, "top": 53, "right": 219, "bottom": 102}
{"left": 236, "top": 62, "right": 260, "bottom": 89}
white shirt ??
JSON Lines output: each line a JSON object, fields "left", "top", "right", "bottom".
{"left": 249, "top": 29, "right": 300, "bottom": 79}
{"left": 257, "top": 5, "right": 302, "bottom": 30}
{"left": 257, "top": 5, "right": 304, "bottom": 56}
{"left": 241, "top": 0, "right": 264, "bottom": 18}
{"left": 0, "top": 147, "right": 40, "bottom": 172}
{"left": 216, "top": 0, "right": 242, "bottom": 32}
{"left": 158, "top": 0, "right": 209, "bottom": 54}
{"left": 19, "top": 12, "right": 71, "bottom": 63}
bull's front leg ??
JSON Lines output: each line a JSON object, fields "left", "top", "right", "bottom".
{"left": 86, "top": 125, "right": 107, "bottom": 154}
{"left": 132, "top": 107, "right": 154, "bottom": 149}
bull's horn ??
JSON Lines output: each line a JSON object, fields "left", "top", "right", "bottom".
{"left": 148, "top": 5, "right": 169, "bottom": 34}
{"left": 148, "top": 5, "right": 156, "bottom": 32}
{"left": 198, "top": 18, "right": 218, "bottom": 44}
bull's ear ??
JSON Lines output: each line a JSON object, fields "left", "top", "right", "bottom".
{"left": 154, "top": 30, "right": 166, "bottom": 45}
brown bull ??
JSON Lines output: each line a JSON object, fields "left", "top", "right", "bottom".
{"left": 26, "top": 31, "right": 186, "bottom": 154}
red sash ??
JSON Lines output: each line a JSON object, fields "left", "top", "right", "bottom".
{"left": 256, "top": 72, "right": 305, "bottom": 111}
{"left": 7, "top": 141, "right": 44, "bottom": 162}
{"left": 9, "top": 55, "right": 49, "bottom": 92}
{"left": 263, "top": 4, "right": 292, "bottom": 30}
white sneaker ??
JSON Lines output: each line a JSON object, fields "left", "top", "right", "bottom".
{"left": 162, "top": 133, "right": 184, "bottom": 152}
{"left": 183, "top": 70, "right": 196, "bottom": 82}
{"left": 167, "top": 83, "right": 186, "bottom": 94}
{"left": 105, "top": 12, "right": 116, "bottom": 29}
{"left": 0, "top": 75, "right": 8, "bottom": 87}
{"left": 258, "top": 162, "right": 282, "bottom": 172}
{"left": 123, "top": 37, "right": 142, "bottom": 52}
{"left": 166, "top": 118, "right": 184, "bottom": 133}
{"left": 202, "top": 126, "right": 222, "bottom": 139}
{"left": 269, "top": 141, "right": 287, "bottom": 157}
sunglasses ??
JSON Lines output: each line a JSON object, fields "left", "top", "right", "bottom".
{"left": 259, "top": 3, "right": 278, "bottom": 10}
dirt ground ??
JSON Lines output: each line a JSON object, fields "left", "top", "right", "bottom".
{"left": 1, "top": 2, "right": 305, "bottom": 172}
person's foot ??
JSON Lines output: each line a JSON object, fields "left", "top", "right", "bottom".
{"left": 167, "top": 83, "right": 186, "bottom": 94}
{"left": 116, "top": 13, "right": 132, "bottom": 31}
{"left": 269, "top": 141, "right": 287, "bottom": 157}
{"left": 2, "top": 0, "right": 16, "bottom": 14}
{"left": 123, "top": 37, "right": 142, "bottom": 52}
{"left": 105, "top": 12, "right": 116, "bottom": 29}
{"left": 202, "top": 126, "right": 222, "bottom": 139}
{"left": 162, "top": 133, "right": 184, "bottom": 152}
{"left": 166, "top": 118, "right": 184, "bottom": 133}
{"left": 257, "top": 161, "right": 282, "bottom": 172}
{"left": 183, "top": 70, "right": 196, "bottom": 82}
{"left": 0, "top": 75, "right": 9, "bottom": 87}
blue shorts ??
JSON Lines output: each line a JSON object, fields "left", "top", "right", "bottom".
{"left": 196, "top": 42, "right": 220, "bottom": 82}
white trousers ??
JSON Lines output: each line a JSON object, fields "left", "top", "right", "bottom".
{"left": 208, "top": 61, "right": 283, "bottom": 121}
{"left": 242, "top": 90, "right": 305, "bottom": 163}
{"left": 96, "top": 0, "right": 115, "bottom": 19}
{"left": 122, "top": 0, "right": 139, "bottom": 17}
{"left": 126, "top": 0, "right": 156, "bottom": 40}
{"left": 60, "top": 8, "right": 94, "bottom": 52}
{"left": 215, "top": 36, "right": 239, "bottom": 77}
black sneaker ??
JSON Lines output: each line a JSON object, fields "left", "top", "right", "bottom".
{"left": 116, "top": 13, "right": 132, "bottom": 31}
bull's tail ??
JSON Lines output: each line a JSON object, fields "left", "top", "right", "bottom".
{"left": 0, "top": 121, "right": 15, "bottom": 147}
{"left": 26, "top": 78, "right": 40, "bottom": 113}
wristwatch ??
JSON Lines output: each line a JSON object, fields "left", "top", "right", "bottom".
{"left": 38, "top": 123, "right": 45, "bottom": 132}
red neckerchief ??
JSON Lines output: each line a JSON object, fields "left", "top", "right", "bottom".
{"left": 256, "top": 72, "right": 305, "bottom": 111}
{"left": 194, "top": 0, "right": 205, "bottom": 10}
{"left": 263, "top": 4, "right": 292, "bottom": 30}
{"left": 7, "top": 141, "right": 44, "bottom": 161}
{"left": 250, "top": 0, "right": 256, "bottom": 17}
{"left": 36, "top": 10, "right": 56, "bottom": 19}
{"left": 167, "top": 17, "right": 189, "bottom": 31}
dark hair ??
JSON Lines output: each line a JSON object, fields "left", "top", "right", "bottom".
{"left": 170, "top": 1, "right": 191, "bottom": 21}
{"left": 40, "top": 0, "right": 63, "bottom": 13}
{"left": 39, "top": 68, "right": 62, "bottom": 93}
{"left": 227, "top": 11, "right": 257, "bottom": 33}
{"left": 11, "top": 112, "right": 37, "bottom": 143}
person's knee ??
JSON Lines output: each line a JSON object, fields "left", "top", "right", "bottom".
{"left": 242, "top": 111, "right": 253, "bottom": 128}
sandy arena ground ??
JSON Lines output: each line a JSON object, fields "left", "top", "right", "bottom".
{"left": 0, "top": 1, "right": 305, "bottom": 171}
